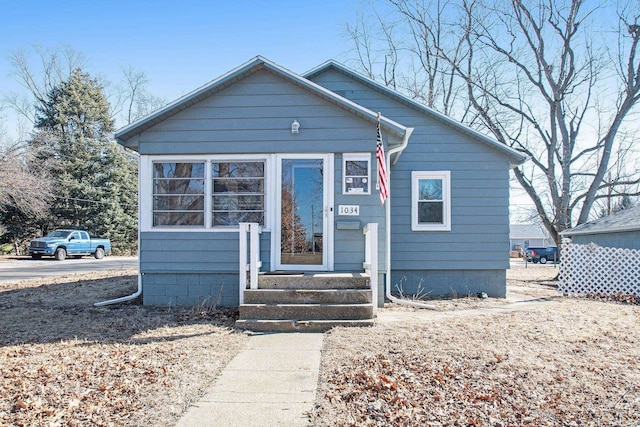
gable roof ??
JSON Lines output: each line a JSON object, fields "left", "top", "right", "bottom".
{"left": 561, "top": 206, "right": 640, "bottom": 236}
{"left": 115, "top": 56, "right": 410, "bottom": 149}
{"left": 304, "top": 60, "right": 527, "bottom": 167}
{"left": 510, "top": 224, "right": 549, "bottom": 240}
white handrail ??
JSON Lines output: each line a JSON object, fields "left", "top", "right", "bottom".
{"left": 239, "top": 222, "right": 261, "bottom": 305}
{"left": 363, "top": 223, "right": 378, "bottom": 316}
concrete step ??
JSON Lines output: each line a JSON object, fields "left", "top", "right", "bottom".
{"left": 258, "top": 273, "right": 369, "bottom": 290}
{"left": 235, "top": 319, "right": 375, "bottom": 333}
{"left": 243, "top": 289, "right": 372, "bottom": 304}
{"left": 238, "top": 303, "right": 374, "bottom": 321}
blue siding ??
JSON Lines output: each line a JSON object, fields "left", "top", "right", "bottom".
{"left": 132, "top": 63, "right": 517, "bottom": 305}
{"left": 571, "top": 230, "right": 640, "bottom": 251}
{"left": 136, "top": 70, "right": 403, "bottom": 156}
{"left": 309, "top": 69, "right": 514, "bottom": 274}
{"left": 139, "top": 231, "right": 270, "bottom": 306}
{"left": 140, "top": 231, "right": 271, "bottom": 273}
{"left": 333, "top": 154, "right": 387, "bottom": 272}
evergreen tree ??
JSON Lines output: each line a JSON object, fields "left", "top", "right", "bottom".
{"left": 32, "top": 69, "right": 137, "bottom": 253}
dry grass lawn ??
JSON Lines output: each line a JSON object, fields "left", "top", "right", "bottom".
{"left": 2, "top": 264, "right": 639, "bottom": 426}
{"left": 0, "top": 269, "right": 248, "bottom": 427}
{"left": 311, "top": 265, "right": 640, "bottom": 426}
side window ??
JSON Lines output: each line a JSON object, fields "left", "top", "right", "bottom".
{"left": 411, "top": 171, "right": 451, "bottom": 231}
{"left": 153, "top": 162, "right": 205, "bottom": 227}
{"left": 80, "top": 232, "right": 89, "bottom": 240}
{"left": 343, "top": 153, "right": 371, "bottom": 195}
{"left": 212, "top": 161, "right": 265, "bottom": 226}
{"left": 70, "top": 232, "right": 81, "bottom": 240}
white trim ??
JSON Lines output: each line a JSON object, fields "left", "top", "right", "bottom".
{"left": 275, "top": 154, "right": 334, "bottom": 271}
{"left": 326, "top": 153, "right": 335, "bottom": 270}
{"left": 342, "top": 153, "right": 371, "bottom": 195}
{"left": 116, "top": 56, "right": 410, "bottom": 146}
{"left": 304, "top": 60, "right": 527, "bottom": 166}
{"left": 141, "top": 154, "right": 269, "bottom": 233}
{"left": 411, "top": 171, "right": 451, "bottom": 232}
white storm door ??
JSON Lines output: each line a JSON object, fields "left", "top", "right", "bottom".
{"left": 275, "top": 154, "right": 333, "bottom": 271}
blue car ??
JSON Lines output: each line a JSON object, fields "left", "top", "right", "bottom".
{"left": 524, "top": 246, "right": 559, "bottom": 264}
{"left": 28, "top": 229, "right": 111, "bottom": 261}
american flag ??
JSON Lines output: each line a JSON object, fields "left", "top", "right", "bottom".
{"left": 376, "top": 121, "right": 389, "bottom": 205}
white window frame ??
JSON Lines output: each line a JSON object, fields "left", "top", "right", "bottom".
{"left": 151, "top": 160, "right": 207, "bottom": 228}
{"left": 211, "top": 159, "right": 267, "bottom": 228}
{"left": 342, "top": 153, "right": 371, "bottom": 195}
{"left": 141, "top": 155, "right": 269, "bottom": 232}
{"left": 411, "top": 171, "right": 451, "bottom": 232}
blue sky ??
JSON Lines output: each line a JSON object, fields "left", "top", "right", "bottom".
{"left": 0, "top": 0, "right": 538, "bottom": 220}
{"left": 1, "top": 0, "right": 359, "bottom": 134}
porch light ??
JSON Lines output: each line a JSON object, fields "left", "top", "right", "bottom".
{"left": 291, "top": 120, "right": 300, "bottom": 134}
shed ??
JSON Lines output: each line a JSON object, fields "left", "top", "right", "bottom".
{"left": 561, "top": 206, "right": 640, "bottom": 250}
{"left": 114, "top": 56, "right": 526, "bottom": 330}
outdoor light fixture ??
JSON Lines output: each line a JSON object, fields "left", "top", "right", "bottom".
{"left": 291, "top": 120, "right": 300, "bottom": 134}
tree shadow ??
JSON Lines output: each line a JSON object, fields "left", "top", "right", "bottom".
{"left": 0, "top": 274, "right": 237, "bottom": 347}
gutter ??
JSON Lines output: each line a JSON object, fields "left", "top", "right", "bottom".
{"left": 384, "top": 127, "right": 436, "bottom": 310}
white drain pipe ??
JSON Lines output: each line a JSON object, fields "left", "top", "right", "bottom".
{"left": 94, "top": 272, "right": 142, "bottom": 306}
{"left": 95, "top": 170, "right": 143, "bottom": 307}
{"left": 384, "top": 127, "right": 436, "bottom": 310}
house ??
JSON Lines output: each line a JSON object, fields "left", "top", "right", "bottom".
{"left": 509, "top": 223, "right": 553, "bottom": 255}
{"left": 114, "top": 56, "right": 526, "bottom": 324}
{"left": 561, "top": 206, "right": 640, "bottom": 250}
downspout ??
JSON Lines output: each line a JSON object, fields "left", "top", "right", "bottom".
{"left": 385, "top": 127, "right": 436, "bottom": 310}
{"left": 94, "top": 271, "right": 142, "bottom": 307}
{"left": 95, "top": 148, "right": 143, "bottom": 307}
{"left": 94, "top": 228, "right": 142, "bottom": 306}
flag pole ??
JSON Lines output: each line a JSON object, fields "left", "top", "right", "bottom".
{"left": 376, "top": 112, "right": 381, "bottom": 192}
{"left": 376, "top": 112, "right": 389, "bottom": 206}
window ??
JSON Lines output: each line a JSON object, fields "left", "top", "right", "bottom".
{"left": 412, "top": 171, "right": 451, "bottom": 231}
{"left": 153, "top": 162, "right": 205, "bottom": 226}
{"left": 343, "top": 153, "right": 370, "bottom": 195}
{"left": 212, "top": 161, "right": 265, "bottom": 226}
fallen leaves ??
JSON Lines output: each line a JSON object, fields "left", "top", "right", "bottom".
{"left": 0, "top": 270, "right": 248, "bottom": 427}
{"left": 312, "top": 272, "right": 640, "bottom": 426}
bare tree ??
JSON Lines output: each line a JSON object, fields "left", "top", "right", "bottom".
{"left": 110, "top": 66, "right": 167, "bottom": 126}
{"left": 349, "top": 0, "right": 640, "bottom": 244}
{"left": 0, "top": 141, "right": 53, "bottom": 218}
{"left": 5, "top": 45, "right": 88, "bottom": 125}
{"left": 347, "top": 1, "right": 473, "bottom": 118}
{"left": 5, "top": 46, "right": 165, "bottom": 129}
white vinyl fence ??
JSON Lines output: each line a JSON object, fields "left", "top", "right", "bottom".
{"left": 559, "top": 242, "right": 640, "bottom": 296}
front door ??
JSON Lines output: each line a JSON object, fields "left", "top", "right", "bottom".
{"left": 276, "top": 155, "right": 332, "bottom": 271}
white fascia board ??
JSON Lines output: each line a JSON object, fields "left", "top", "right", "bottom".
{"left": 258, "top": 57, "right": 408, "bottom": 139}
{"left": 561, "top": 224, "right": 640, "bottom": 236}
{"left": 305, "top": 60, "right": 527, "bottom": 165}
{"left": 115, "top": 56, "right": 410, "bottom": 147}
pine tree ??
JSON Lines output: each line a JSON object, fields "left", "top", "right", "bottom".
{"left": 32, "top": 69, "right": 137, "bottom": 253}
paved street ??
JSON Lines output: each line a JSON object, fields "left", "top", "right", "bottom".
{"left": 0, "top": 256, "right": 138, "bottom": 282}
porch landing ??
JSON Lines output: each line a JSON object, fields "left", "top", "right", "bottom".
{"left": 235, "top": 272, "right": 375, "bottom": 332}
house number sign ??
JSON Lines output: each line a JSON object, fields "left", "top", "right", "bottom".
{"left": 338, "top": 205, "right": 360, "bottom": 216}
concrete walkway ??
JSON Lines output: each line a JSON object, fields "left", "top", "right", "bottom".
{"left": 176, "top": 291, "right": 558, "bottom": 426}
{"left": 176, "top": 333, "right": 323, "bottom": 427}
